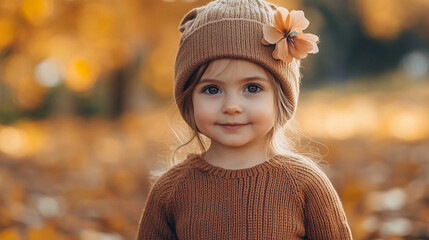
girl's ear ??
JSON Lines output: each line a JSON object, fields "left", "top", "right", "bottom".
{"left": 179, "top": 7, "right": 202, "bottom": 33}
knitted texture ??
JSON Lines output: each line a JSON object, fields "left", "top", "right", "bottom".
{"left": 174, "top": 0, "right": 301, "bottom": 119}
{"left": 137, "top": 154, "right": 353, "bottom": 239}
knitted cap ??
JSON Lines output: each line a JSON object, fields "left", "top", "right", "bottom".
{"left": 174, "top": 0, "right": 301, "bottom": 119}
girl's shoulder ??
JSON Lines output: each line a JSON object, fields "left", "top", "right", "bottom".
{"left": 149, "top": 154, "right": 196, "bottom": 188}
{"left": 275, "top": 154, "right": 323, "bottom": 173}
{"left": 275, "top": 155, "right": 335, "bottom": 192}
{"left": 141, "top": 155, "right": 197, "bottom": 217}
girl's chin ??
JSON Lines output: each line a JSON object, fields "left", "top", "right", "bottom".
{"left": 210, "top": 139, "right": 252, "bottom": 149}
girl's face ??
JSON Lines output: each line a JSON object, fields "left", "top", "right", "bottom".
{"left": 192, "top": 58, "right": 276, "bottom": 150}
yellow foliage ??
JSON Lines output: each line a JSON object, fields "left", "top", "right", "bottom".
{"left": 0, "top": 228, "right": 22, "bottom": 240}
{"left": 357, "top": 0, "right": 404, "bottom": 39}
{"left": 28, "top": 225, "right": 62, "bottom": 240}
{"left": 21, "top": 0, "right": 54, "bottom": 25}
{"left": 65, "top": 57, "right": 99, "bottom": 92}
{"left": 0, "top": 18, "right": 14, "bottom": 50}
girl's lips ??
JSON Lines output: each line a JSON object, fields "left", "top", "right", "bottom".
{"left": 218, "top": 123, "right": 248, "bottom": 130}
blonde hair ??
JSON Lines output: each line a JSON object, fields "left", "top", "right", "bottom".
{"left": 154, "top": 59, "right": 323, "bottom": 178}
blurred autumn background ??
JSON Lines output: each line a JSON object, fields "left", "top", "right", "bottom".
{"left": 0, "top": 0, "right": 428, "bottom": 239}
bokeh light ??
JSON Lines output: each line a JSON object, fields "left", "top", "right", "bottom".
{"left": 0, "top": 126, "right": 27, "bottom": 158}
{"left": 34, "top": 58, "right": 63, "bottom": 88}
{"left": 20, "top": 0, "right": 54, "bottom": 25}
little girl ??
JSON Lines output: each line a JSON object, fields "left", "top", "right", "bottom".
{"left": 137, "top": 0, "right": 353, "bottom": 239}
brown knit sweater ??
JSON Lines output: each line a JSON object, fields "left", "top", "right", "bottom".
{"left": 137, "top": 153, "right": 353, "bottom": 239}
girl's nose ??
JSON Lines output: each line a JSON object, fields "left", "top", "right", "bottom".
{"left": 222, "top": 94, "right": 243, "bottom": 115}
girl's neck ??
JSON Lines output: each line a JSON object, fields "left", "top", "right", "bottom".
{"left": 202, "top": 141, "right": 273, "bottom": 170}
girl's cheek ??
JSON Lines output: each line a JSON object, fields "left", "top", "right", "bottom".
{"left": 248, "top": 98, "right": 276, "bottom": 120}
{"left": 249, "top": 95, "right": 275, "bottom": 109}
{"left": 193, "top": 98, "right": 217, "bottom": 120}
{"left": 194, "top": 106, "right": 210, "bottom": 119}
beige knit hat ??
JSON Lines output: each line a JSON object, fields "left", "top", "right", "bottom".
{"left": 174, "top": 0, "right": 304, "bottom": 119}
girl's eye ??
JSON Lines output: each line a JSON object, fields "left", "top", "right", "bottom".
{"left": 244, "top": 84, "right": 261, "bottom": 93}
{"left": 203, "top": 86, "right": 221, "bottom": 95}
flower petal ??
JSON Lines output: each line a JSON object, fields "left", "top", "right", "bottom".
{"left": 272, "top": 42, "right": 280, "bottom": 60}
{"left": 263, "top": 25, "right": 284, "bottom": 44}
{"left": 309, "top": 43, "right": 319, "bottom": 54}
{"left": 292, "top": 37, "right": 314, "bottom": 59}
{"left": 289, "top": 10, "right": 310, "bottom": 31}
{"left": 274, "top": 7, "right": 289, "bottom": 33}
{"left": 296, "top": 32, "right": 319, "bottom": 53}
{"left": 261, "top": 37, "right": 270, "bottom": 45}
{"left": 298, "top": 32, "right": 319, "bottom": 43}
{"left": 274, "top": 38, "right": 293, "bottom": 63}
{"left": 289, "top": 41, "right": 307, "bottom": 59}
{"left": 288, "top": 41, "right": 297, "bottom": 58}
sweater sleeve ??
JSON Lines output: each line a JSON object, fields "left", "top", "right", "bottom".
{"left": 137, "top": 175, "right": 177, "bottom": 240}
{"left": 299, "top": 163, "right": 353, "bottom": 240}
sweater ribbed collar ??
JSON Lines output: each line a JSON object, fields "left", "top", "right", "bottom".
{"left": 187, "top": 153, "right": 285, "bottom": 178}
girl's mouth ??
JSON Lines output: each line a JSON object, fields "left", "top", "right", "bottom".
{"left": 218, "top": 123, "right": 248, "bottom": 130}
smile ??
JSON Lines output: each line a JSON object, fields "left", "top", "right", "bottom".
{"left": 218, "top": 123, "right": 249, "bottom": 131}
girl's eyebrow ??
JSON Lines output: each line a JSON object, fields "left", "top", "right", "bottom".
{"left": 198, "top": 76, "right": 268, "bottom": 85}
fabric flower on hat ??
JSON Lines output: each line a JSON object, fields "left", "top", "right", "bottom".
{"left": 261, "top": 7, "right": 319, "bottom": 63}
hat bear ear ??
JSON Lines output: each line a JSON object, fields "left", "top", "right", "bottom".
{"left": 267, "top": 3, "right": 277, "bottom": 11}
{"left": 179, "top": 7, "right": 201, "bottom": 33}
